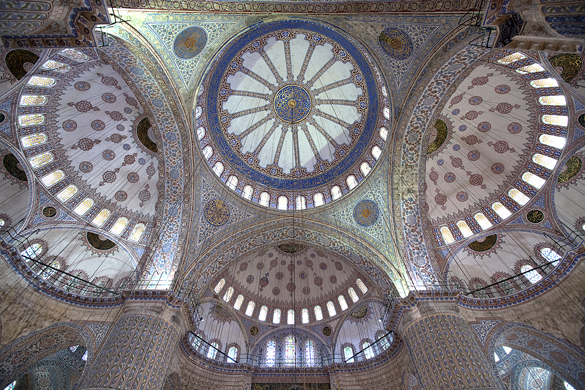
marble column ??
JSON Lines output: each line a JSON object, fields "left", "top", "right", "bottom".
{"left": 80, "top": 295, "right": 184, "bottom": 390}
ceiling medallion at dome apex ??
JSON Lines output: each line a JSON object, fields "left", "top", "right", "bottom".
{"left": 197, "top": 20, "right": 389, "bottom": 209}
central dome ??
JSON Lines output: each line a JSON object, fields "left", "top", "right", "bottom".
{"left": 196, "top": 19, "right": 389, "bottom": 209}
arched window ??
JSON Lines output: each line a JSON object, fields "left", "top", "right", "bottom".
{"left": 379, "top": 126, "right": 388, "bottom": 140}
{"left": 521, "top": 264, "right": 542, "bottom": 284}
{"left": 27, "top": 76, "right": 56, "bottom": 87}
{"left": 539, "top": 134, "right": 566, "bottom": 149}
{"left": 541, "top": 247, "right": 562, "bottom": 266}
{"left": 360, "top": 162, "right": 371, "bottom": 176}
{"left": 378, "top": 333, "right": 389, "bottom": 350}
{"left": 41, "top": 170, "right": 65, "bottom": 187}
{"left": 19, "top": 114, "right": 45, "bottom": 127}
{"left": 214, "top": 279, "right": 225, "bottom": 294}
{"left": 338, "top": 295, "right": 348, "bottom": 311}
{"left": 565, "top": 381, "right": 577, "bottom": 390}
{"left": 348, "top": 287, "right": 359, "bottom": 303}
{"left": 70, "top": 345, "right": 78, "bottom": 353}
{"left": 4, "top": 381, "right": 16, "bottom": 390}
{"left": 516, "top": 63, "right": 545, "bottom": 74}
{"left": 129, "top": 223, "right": 146, "bottom": 242}
{"left": 302, "top": 308, "right": 309, "bottom": 324}
{"left": 234, "top": 294, "right": 244, "bottom": 310}
{"left": 331, "top": 185, "right": 342, "bottom": 200}
{"left": 110, "top": 217, "right": 129, "bottom": 236}
{"left": 542, "top": 115, "right": 568, "bottom": 127}
{"left": 273, "top": 308, "right": 281, "bottom": 324}
{"left": 212, "top": 162, "right": 224, "bottom": 176}
{"left": 314, "top": 193, "right": 324, "bottom": 207}
{"left": 508, "top": 188, "right": 530, "bottom": 206}
{"left": 503, "top": 346, "right": 512, "bottom": 354}
{"left": 242, "top": 185, "right": 253, "bottom": 200}
{"left": 29, "top": 152, "right": 54, "bottom": 168}
{"left": 314, "top": 305, "right": 323, "bottom": 321}
{"left": 197, "top": 126, "right": 205, "bottom": 140}
{"left": 60, "top": 48, "right": 89, "bottom": 61}
{"left": 344, "top": 346, "right": 354, "bottom": 363}
{"left": 278, "top": 196, "right": 288, "bottom": 210}
{"left": 227, "top": 175, "right": 238, "bottom": 190}
{"left": 305, "top": 340, "right": 315, "bottom": 367}
{"left": 20, "top": 95, "right": 47, "bottom": 106}
{"left": 284, "top": 336, "right": 296, "bottom": 366}
{"left": 245, "top": 301, "right": 255, "bottom": 316}
{"left": 494, "top": 352, "right": 500, "bottom": 362}
{"left": 202, "top": 146, "right": 213, "bottom": 159}
{"left": 190, "top": 333, "right": 201, "bottom": 351}
{"left": 259, "top": 192, "right": 270, "bottom": 207}
{"left": 82, "top": 351, "right": 88, "bottom": 361}
{"left": 363, "top": 341, "right": 374, "bottom": 359}
{"left": 207, "top": 342, "right": 219, "bottom": 359}
{"left": 223, "top": 286, "right": 234, "bottom": 302}
{"left": 372, "top": 146, "right": 382, "bottom": 160}
{"left": 497, "top": 52, "right": 526, "bottom": 65}
{"left": 538, "top": 96, "right": 567, "bottom": 106}
{"left": 532, "top": 154, "right": 558, "bottom": 169}
{"left": 383, "top": 106, "right": 390, "bottom": 120}
{"left": 356, "top": 279, "right": 368, "bottom": 294}
{"left": 456, "top": 220, "right": 473, "bottom": 238}
{"left": 440, "top": 226, "right": 455, "bottom": 244}
{"left": 296, "top": 196, "right": 306, "bottom": 210}
{"left": 266, "top": 340, "right": 276, "bottom": 367}
{"left": 74, "top": 198, "right": 94, "bottom": 216}
{"left": 21, "top": 133, "right": 47, "bottom": 148}
{"left": 92, "top": 209, "right": 111, "bottom": 227}
{"left": 346, "top": 175, "right": 357, "bottom": 190}
{"left": 474, "top": 213, "right": 493, "bottom": 230}
{"left": 327, "top": 301, "right": 336, "bottom": 317}
{"left": 228, "top": 346, "right": 238, "bottom": 363}
{"left": 41, "top": 60, "right": 70, "bottom": 72}
{"left": 522, "top": 172, "right": 546, "bottom": 189}
{"left": 57, "top": 185, "right": 78, "bottom": 202}
{"left": 258, "top": 305, "right": 268, "bottom": 321}
{"left": 21, "top": 243, "right": 43, "bottom": 260}
{"left": 530, "top": 78, "right": 559, "bottom": 88}
{"left": 40, "top": 260, "right": 60, "bottom": 280}
{"left": 287, "top": 309, "right": 295, "bottom": 325}
{"left": 492, "top": 202, "right": 511, "bottom": 219}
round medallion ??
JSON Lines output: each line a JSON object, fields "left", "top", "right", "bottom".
{"left": 322, "top": 326, "right": 332, "bottom": 336}
{"left": 250, "top": 326, "right": 259, "bottom": 336}
{"left": 379, "top": 28, "right": 414, "bottom": 60}
{"left": 42, "top": 206, "right": 57, "bottom": 218}
{"left": 353, "top": 200, "right": 379, "bottom": 227}
{"left": 173, "top": 27, "right": 207, "bottom": 59}
{"left": 204, "top": 199, "right": 230, "bottom": 226}
{"left": 527, "top": 209, "right": 545, "bottom": 224}
{"left": 274, "top": 85, "right": 311, "bottom": 123}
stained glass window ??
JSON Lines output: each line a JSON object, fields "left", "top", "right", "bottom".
{"left": 81, "top": 351, "right": 88, "bottom": 361}
{"left": 538, "top": 96, "right": 567, "bottom": 106}
{"left": 70, "top": 345, "right": 78, "bottom": 352}
{"left": 223, "top": 286, "right": 234, "bottom": 302}
{"left": 74, "top": 198, "right": 94, "bottom": 215}
{"left": 314, "top": 193, "right": 324, "bottom": 206}
{"left": 327, "top": 301, "right": 336, "bottom": 317}
{"left": 214, "top": 279, "right": 225, "bottom": 294}
{"left": 278, "top": 196, "right": 288, "bottom": 210}
{"left": 129, "top": 223, "right": 145, "bottom": 242}
{"left": 542, "top": 115, "right": 568, "bottom": 127}
{"left": 21, "top": 243, "right": 43, "bottom": 260}
{"left": 41, "top": 60, "right": 70, "bottom": 72}
{"left": 29, "top": 152, "right": 54, "bottom": 168}
{"left": 541, "top": 247, "right": 561, "bottom": 266}
{"left": 522, "top": 172, "right": 546, "bottom": 189}
{"left": 228, "top": 346, "right": 238, "bottom": 362}
{"left": 539, "top": 134, "right": 566, "bottom": 149}
{"left": 92, "top": 209, "right": 111, "bottom": 227}
{"left": 508, "top": 188, "right": 530, "bottom": 206}
{"left": 27, "top": 76, "right": 56, "bottom": 87}
{"left": 21, "top": 133, "right": 47, "bottom": 148}
{"left": 20, "top": 95, "right": 47, "bottom": 106}
{"left": 492, "top": 202, "right": 511, "bottom": 219}
{"left": 0, "top": 219, "right": 4, "bottom": 227}
{"left": 532, "top": 153, "right": 558, "bottom": 170}
{"left": 40, "top": 260, "right": 60, "bottom": 280}
{"left": 227, "top": 175, "right": 238, "bottom": 190}
{"left": 331, "top": 185, "right": 342, "bottom": 200}
{"left": 258, "top": 305, "right": 267, "bottom": 321}
{"left": 456, "top": 220, "right": 473, "bottom": 238}
{"left": 348, "top": 287, "right": 359, "bottom": 302}
{"left": 363, "top": 341, "right": 374, "bottom": 359}
{"left": 19, "top": 114, "right": 45, "bottom": 127}
{"left": 284, "top": 336, "right": 296, "bottom": 366}
{"left": 346, "top": 175, "right": 357, "bottom": 190}
{"left": 564, "top": 382, "right": 576, "bottom": 390}
{"left": 521, "top": 264, "right": 542, "bottom": 284}
{"left": 474, "top": 213, "right": 493, "bottom": 230}
{"left": 440, "top": 226, "right": 455, "bottom": 244}
{"left": 242, "top": 185, "right": 253, "bottom": 200}
{"left": 245, "top": 301, "right": 255, "bottom": 316}
{"left": 60, "top": 48, "right": 89, "bottom": 61}
{"left": 356, "top": 279, "right": 368, "bottom": 294}
{"left": 287, "top": 309, "right": 295, "bottom": 325}
{"left": 234, "top": 294, "right": 244, "bottom": 310}
{"left": 530, "top": 78, "right": 559, "bottom": 88}
{"left": 266, "top": 340, "right": 276, "bottom": 367}
{"left": 314, "top": 305, "right": 323, "bottom": 321}
{"left": 338, "top": 295, "right": 348, "bottom": 311}
{"left": 296, "top": 196, "right": 306, "bottom": 210}
{"left": 305, "top": 340, "right": 315, "bottom": 367}
{"left": 372, "top": 145, "right": 382, "bottom": 160}
{"left": 190, "top": 334, "right": 201, "bottom": 350}
{"left": 273, "top": 308, "right": 281, "bottom": 324}
{"left": 497, "top": 52, "right": 526, "bottom": 65}
{"left": 302, "top": 308, "right": 309, "bottom": 324}
{"left": 57, "top": 185, "right": 78, "bottom": 202}
{"left": 212, "top": 162, "right": 224, "bottom": 176}
{"left": 516, "top": 63, "right": 545, "bottom": 74}
{"left": 197, "top": 126, "right": 205, "bottom": 140}
{"left": 41, "top": 170, "right": 64, "bottom": 187}
{"left": 207, "top": 342, "right": 218, "bottom": 359}
{"left": 344, "top": 346, "right": 354, "bottom": 363}
{"left": 108, "top": 217, "right": 128, "bottom": 235}
{"left": 259, "top": 192, "right": 270, "bottom": 207}
{"left": 378, "top": 334, "right": 389, "bottom": 350}
{"left": 3, "top": 381, "right": 16, "bottom": 390}
{"left": 360, "top": 162, "right": 371, "bottom": 176}
{"left": 202, "top": 146, "right": 213, "bottom": 159}
{"left": 379, "top": 126, "right": 388, "bottom": 141}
